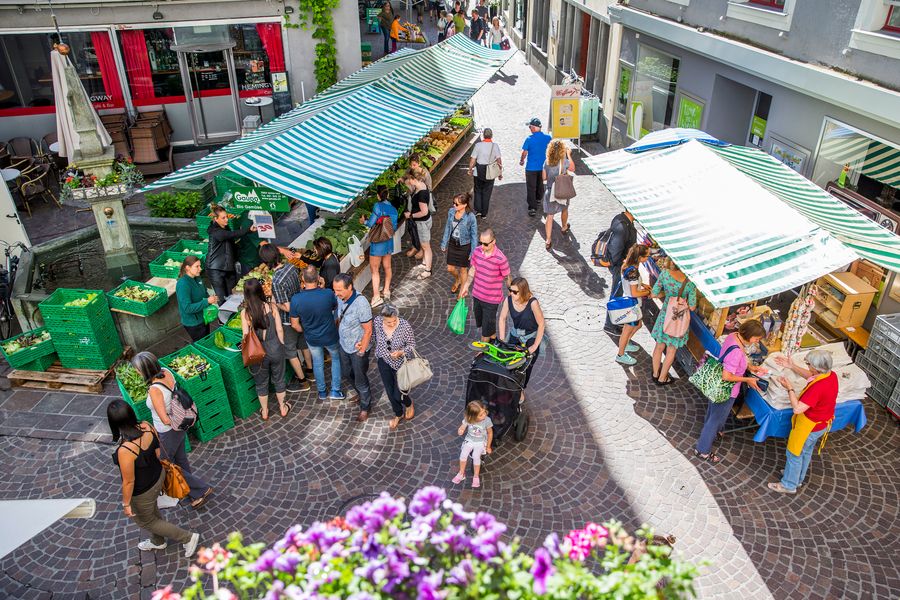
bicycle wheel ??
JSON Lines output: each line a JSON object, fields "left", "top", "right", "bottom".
{"left": 0, "top": 306, "right": 12, "bottom": 340}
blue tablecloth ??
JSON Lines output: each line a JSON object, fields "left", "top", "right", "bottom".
{"left": 688, "top": 312, "right": 868, "bottom": 442}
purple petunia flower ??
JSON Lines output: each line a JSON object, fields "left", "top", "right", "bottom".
{"left": 430, "top": 524, "right": 470, "bottom": 554}
{"left": 348, "top": 594, "right": 377, "bottom": 600}
{"left": 263, "top": 580, "right": 285, "bottom": 600}
{"left": 273, "top": 552, "right": 302, "bottom": 574}
{"left": 471, "top": 512, "right": 497, "bottom": 532}
{"left": 409, "top": 486, "right": 446, "bottom": 517}
{"left": 543, "top": 533, "right": 560, "bottom": 558}
{"left": 417, "top": 570, "right": 447, "bottom": 600}
{"left": 442, "top": 499, "right": 475, "bottom": 524}
{"left": 447, "top": 559, "right": 474, "bottom": 586}
{"left": 249, "top": 549, "right": 279, "bottom": 572}
{"left": 346, "top": 505, "right": 368, "bottom": 530}
{"left": 531, "top": 548, "right": 555, "bottom": 595}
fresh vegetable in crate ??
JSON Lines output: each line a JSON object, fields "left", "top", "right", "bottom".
{"left": 164, "top": 258, "right": 182, "bottom": 268}
{"left": 116, "top": 361, "right": 149, "bottom": 401}
{"left": 234, "top": 264, "right": 272, "bottom": 296}
{"left": 114, "top": 285, "right": 160, "bottom": 303}
{"left": 214, "top": 330, "right": 242, "bottom": 352}
{"left": 169, "top": 353, "right": 211, "bottom": 379}
{"left": 2, "top": 330, "right": 51, "bottom": 355}
{"left": 181, "top": 248, "right": 204, "bottom": 256}
{"left": 64, "top": 293, "right": 98, "bottom": 307}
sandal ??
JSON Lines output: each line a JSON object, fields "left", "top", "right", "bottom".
{"left": 371, "top": 296, "right": 384, "bottom": 308}
{"left": 694, "top": 450, "right": 721, "bottom": 464}
{"left": 405, "top": 248, "right": 417, "bottom": 257}
{"left": 389, "top": 417, "right": 401, "bottom": 430}
{"left": 191, "top": 487, "right": 213, "bottom": 508}
{"left": 404, "top": 403, "right": 415, "bottom": 420}
{"left": 561, "top": 224, "right": 571, "bottom": 234}
{"left": 260, "top": 409, "right": 269, "bottom": 421}
{"left": 657, "top": 377, "right": 673, "bottom": 386}
{"left": 545, "top": 240, "right": 552, "bottom": 251}
{"left": 417, "top": 269, "right": 432, "bottom": 280}
{"left": 280, "top": 403, "right": 292, "bottom": 418}
{"left": 716, "top": 431, "right": 725, "bottom": 440}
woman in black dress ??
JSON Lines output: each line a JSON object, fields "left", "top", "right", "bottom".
{"left": 497, "top": 276, "right": 545, "bottom": 401}
{"left": 440, "top": 192, "right": 479, "bottom": 294}
{"left": 314, "top": 236, "right": 341, "bottom": 289}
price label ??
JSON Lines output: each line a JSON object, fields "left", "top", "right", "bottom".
{"left": 251, "top": 213, "right": 276, "bottom": 239}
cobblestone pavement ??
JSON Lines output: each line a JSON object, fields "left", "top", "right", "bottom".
{"left": 2, "top": 52, "right": 899, "bottom": 600}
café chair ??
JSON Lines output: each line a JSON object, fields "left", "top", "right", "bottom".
{"left": 5, "top": 137, "right": 38, "bottom": 170}
{"left": 18, "top": 163, "right": 60, "bottom": 216}
{"left": 40, "top": 132, "right": 67, "bottom": 174}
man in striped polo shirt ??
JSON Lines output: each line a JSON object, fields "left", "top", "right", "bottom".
{"left": 459, "top": 228, "right": 511, "bottom": 342}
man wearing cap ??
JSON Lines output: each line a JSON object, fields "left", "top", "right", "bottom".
{"left": 520, "top": 118, "right": 552, "bottom": 217}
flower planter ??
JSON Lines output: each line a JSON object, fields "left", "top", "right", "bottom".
{"left": 68, "top": 183, "right": 128, "bottom": 200}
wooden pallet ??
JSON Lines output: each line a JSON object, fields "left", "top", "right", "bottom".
{"left": 7, "top": 347, "right": 132, "bottom": 394}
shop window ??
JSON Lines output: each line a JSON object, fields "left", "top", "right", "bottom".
{"left": 0, "top": 31, "right": 124, "bottom": 116}
{"left": 514, "top": 0, "right": 527, "bottom": 35}
{"left": 628, "top": 46, "right": 679, "bottom": 139}
{"left": 884, "top": 6, "right": 900, "bottom": 33}
{"left": 230, "top": 24, "right": 282, "bottom": 97}
{"left": 615, "top": 62, "right": 632, "bottom": 118}
{"left": 530, "top": 0, "right": 549, "bottom": 53}
{"left": 747, "top": 0, "right": 784, "bottom": 10}
{"left": 118, "top": 28, "right": 184, "bottom": 105}
{"left": 812, "top": 118, "right": 900, "bottom": 214}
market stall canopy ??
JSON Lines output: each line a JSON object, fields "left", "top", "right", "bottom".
{"left": 626, "top": 128, "right": 727, "bottom": 153}
{"left": 0, "top": 498, "right": 95, "bottom": 559}
{"left": 817, "top": 126, "right": 900, "bottom": 188}
{"left": 140, "top": 36, "right": 514, "bottom": 211}
{"left": 585, "top": 139, "right": 860, "bottom": 307}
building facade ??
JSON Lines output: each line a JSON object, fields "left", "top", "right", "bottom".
{"left": 0, "top": 0, "right": 361, "bottom": 146}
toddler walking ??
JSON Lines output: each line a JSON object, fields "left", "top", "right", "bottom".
{"left": 453, "top": 401, "right": 493, "bottom": 488}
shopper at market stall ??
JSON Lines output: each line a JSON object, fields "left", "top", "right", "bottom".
{"left": 207, "top": 206, "right": 255, "bottom": 304}
{"left": 262, "top": 245, "right": 312, "bottom": 393}
{"left": 402, "top": 171, "right": 434, "bottom": 280}
{"left": 236, "top": 231, "right": 262, "bottom": 277}
{"left": 497, "top": 277, "right": 544, "bottom": 400}
{"left": 695, "top": 319, "right": 766, "bottom": 464}
{"left": 452, "top": 2, "right": 466, "bottom": 36}
{"left": 459, "top": 228, "right": 511, "bottom": 343}
{"left": 437, "top": 11, "right": 451, "bottom": 42}
{"left": 132, "top": 351, "right": 215, "bottom": 508}
{"left": 333, "top": 274, "right": 374, "bottom": 422}
{"left": 441, "top": 192, "right": 479, "bottom": 295}
{"left": 374, "top": 303, "right": 416, "bottom": 430}
{"left": 290, "top": 265, "right": 345, "bottom": 401}
{"left": 650, "top": 258, "right": 697, "bottom": 385}
{"left": 542, "top": 138, "right": 575, "bottom": 251}
{"left": 175, "top": 255, "right": 217, "bottom": 342}
{"left": 520, "top": 118, "right": 552, "bottom": 217}
{"left": 468, "top": 128, "right": 502, "bottom": 217}
{"left": 614, "top": 244, "right": 652, "bottom": 366}
{"left": 242, "top": 278, "right": 291, "bottom": 419}
{"left": 377, "top": 2, "right": 393, "bottom": 55}
{"left": 602, "top": 210, "right": 637, "bottom": 335}
{"left": 469, "top": 9, "right": 487, "bottom": 45}
{"left": 408, "top": 154, "right": 433, "bottom": 190}
{"left": 314, "top": 237, "right": 341, "bottom": 290}
{"left": 364, "top": 186, "right": 399, "bottom": 308}
{"left": 488, "top": 17, "right": 505, "bottom": 50}
{"left": 389, "top": 14, "right": 402, "bottom": 53}
{"left": 476, "top": 0, "right": 490, "bottom": 21}
{"left": 108, "top": 400, "right": 200, "bottom": 557}
{"left": 768, "top": 349, "right": 838, "bottom": 494}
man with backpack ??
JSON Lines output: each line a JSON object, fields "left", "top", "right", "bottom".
{"left": 598, "top": 210, "right": 637, "bottom": 334}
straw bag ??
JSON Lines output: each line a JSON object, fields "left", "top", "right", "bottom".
{"left": 397, "top": 349, "right": 433, "bottom": 393}
{"left": 551, "top": 159, "right": 576, "bottom": 203}
{"left": 662, "top": 279, "right": 690, "bottom": 338}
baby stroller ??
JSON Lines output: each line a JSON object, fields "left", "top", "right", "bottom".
{"left": 464, "top": 340, "right": 532, "bottom": 444}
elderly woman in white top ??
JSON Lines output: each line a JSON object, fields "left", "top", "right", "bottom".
{"left": 468, "top": 127, "right": 503, "bottom": 218}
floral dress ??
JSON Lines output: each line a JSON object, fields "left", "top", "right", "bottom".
{"left": 650, "top": 269, "right": 697, "bottom": 348}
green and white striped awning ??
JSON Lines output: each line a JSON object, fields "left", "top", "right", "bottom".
{"left": 141, "top": 36, "right": 514, "bottom": 211}
{"left": 818, "top": 127, "right": 900, "bottom": 188}
{"left": 585, "top": 139, "right": 862, "bottom": 307}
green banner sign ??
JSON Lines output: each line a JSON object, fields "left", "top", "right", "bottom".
{"left": 230, "top": 187, "right": 291, "bottom": 212}
{"left": 677, "top": 97, "right": 704, "bottom": 129}
{"left": 751, "top": 116, "right": 767, "bottom": 139}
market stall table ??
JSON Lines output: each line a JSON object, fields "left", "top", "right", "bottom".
{"left": 689, "top": 312, "right": 867, "bottom": 442}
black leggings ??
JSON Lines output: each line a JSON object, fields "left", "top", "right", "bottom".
{"left": 377, "top": 358, "right": 412, "bottom": 417}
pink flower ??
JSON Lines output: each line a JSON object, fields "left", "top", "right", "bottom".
{"left": 151, "top": 586, "right": 181, "bottom": 600}
{"left": 562, "top": 529, "right": 592, "bottom": 562}
{"left": 583, "top": 522, "right": 609, "bottom": 547}
{"left": 197, "top": 543, "right": 232, "bottom": 573}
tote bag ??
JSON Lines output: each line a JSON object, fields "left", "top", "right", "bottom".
{"left": 605, "top": 267, "right": 641, "bottom": 325}
{"left": 662, "top": 279, "right": 691, "bottom": 338}
{"left": 551, "top": 160, "right": 576, "bottom": 203}
{"left": 688, "top": 345, "right": 741, "bottom": 404}
{"left": 485, "top": 143, "right": 501, "bottom": 180}
{"left": 397, "top": 349, "right": 433, "bottom": 393}
{"left": 242, "top": 327, "right": 266, "bottom": 367}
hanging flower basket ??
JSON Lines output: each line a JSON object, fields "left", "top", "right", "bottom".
{"left": 59, "top": 157, "right": 144, "bottom": 204}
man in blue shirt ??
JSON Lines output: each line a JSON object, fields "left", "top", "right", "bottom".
{"left": 520, "top": 117, "right": 552, "bottom": 217}
{"left": 290, "top": 265, "right": 344, "bottom": 401}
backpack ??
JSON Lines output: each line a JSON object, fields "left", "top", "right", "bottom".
{"left": 154, "top": 380, "right": 198, "bottom": 431}
{"left": 591, "top": 228, "right": 614, "bottom": 267}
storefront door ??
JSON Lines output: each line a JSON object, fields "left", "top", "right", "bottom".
{"left": 175, "top": 45, "right": 242, "bottom": 145}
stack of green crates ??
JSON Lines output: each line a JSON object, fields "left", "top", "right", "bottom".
{"left": 160, "top": 346, "right": 235, "bottom": 442}
{"left": 194, "top": 328, "right": 261, "bottom": 419}
{"left": 0, "top": 327, "right": 57, "bottom": 371}
{"left": 39, "top": 289, "right": 123, "bottom": 370}
{"left": 167, "top": 239, "right": 209, "bottom": 262}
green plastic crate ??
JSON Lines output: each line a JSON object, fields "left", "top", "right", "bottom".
{"left": 159, "top": 346, "right": 227, "bottom": 400}
{"left": 44, "top": 308, "right": 118, "bottom": 338}
{"left": 51, "top": 321, "right": 121, "bottom": 355}
{"left": 167, "top": 239, "right": 209, "bottom": 260}
{"left": 39, "top": 288, "right": 108, "bottom": 324}
{"left": 116, "top": 376, "right": 152, "bottom": 422}
{"left": 192, "top": 404, "right": 235, "bottom": 442}
{"left": 1, "top": 327, "right": 55, "bottom": 369}
{"left": 20, "top": 352, "right": 57, "bottom": 372}
{"left": 107, "top": 280, "right": 168, "bottom": 317}
{"left": 149, "top": 251, "right": 188, "bottom": 279}
{"left": 193, "top": 329, "right": 245, "bottom": 373}
{"left": 58, "top": 340, "right": 122, "bottom": 370}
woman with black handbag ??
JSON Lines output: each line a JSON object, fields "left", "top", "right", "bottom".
{"left": 108, "top": 399, "right": 200, "bottom": 556}
{"left": 364, "top": 186, "right": 399, "bottom": 308}
{"left": 133, "top": 351, "right": 213, "bottom": 509}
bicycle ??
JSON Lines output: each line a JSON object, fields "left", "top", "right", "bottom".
{"left": 0, "top": 240, "right": 29, "bottom": 340}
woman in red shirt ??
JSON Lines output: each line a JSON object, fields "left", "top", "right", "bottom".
{"left": 768, "top": 348, "right": 838, "bottom": 494}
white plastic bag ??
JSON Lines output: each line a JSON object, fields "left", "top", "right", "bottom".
{"left": 348, "top": 235, "right": 365, "bottom": 268}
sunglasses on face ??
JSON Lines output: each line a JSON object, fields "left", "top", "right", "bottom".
{"left": 508, "top": 287, "right": 519, "bottom": 294}
{"left": 480, "top": 239, "right": 494, "bottom": 246}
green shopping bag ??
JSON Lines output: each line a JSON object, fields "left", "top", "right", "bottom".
{"left": 447, "top": 298, "right": 468, "bottom": 335}
{"left": 203, "top": 303, "right": 219, "bottom": 325}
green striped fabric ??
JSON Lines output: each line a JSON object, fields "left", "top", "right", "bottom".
{"left": 140, "top": 36, "right": 513, "bottom": 211}
{"left": 818, "top": 129, "right": 900, "bottom": 187}
{"left": 710, "top": 144, "right": 900, "bottom": 272}
{"left": 584, "top": 140, "right": 861, "bottom": 307}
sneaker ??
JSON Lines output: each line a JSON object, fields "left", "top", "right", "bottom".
{"left": 328, "top": 390, "right": 347, "bottom": 401}
{"left": 371, "top": 296, "right": 384, "bottom": 308}
{"left": 528, "top": 209, "right": 536, "bottom": 217}
{"left": 317, "top": 392, "right": 328, "bottom": 401}
{"left": 345, "top": 388, "right": 359, "bottom": 400}
{"left": 615, "top": 354, "right": 637, "bottom": 366}
{"left": 183, "top": 532, "right": 200, "bottom": 558}
{"left": 304, "top": 369, "right": 316, "bottom": 382}
{"left": 452, "top": 473, "right": 465, "bottom": 484}
{"left": 603, "top": 326, "right": 622, "bottom": 336}
{"left": 471, "top": 476, "right": 481, "bottom": 488}
{"left": 625, "top": 342, "right": 639, "bottom": 353}
{"left": 767, "top": 482, "right": 797, "bottom": 495}
{"left": 138, "top": 539, "right": 167, "bottom": 552}
{"left": 287, "top": 378, "right": 311, "bottom": 392}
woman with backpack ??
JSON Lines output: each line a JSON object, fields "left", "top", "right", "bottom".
{"left": 132, "top": 351, "right": 214, "bottom": 509}
{"left": 242, "top": 278, "right": 290, "bottom": 420}
{"left": 364, "top": 186, "right": 399, "bottom": 307}
{"left": 401, "top": 170, "right": 433, "bottom": 280}
{"left": 108, "top": 399, "right": 200, "bottom": 556}
{"left": 650, "top": 258, "right": 697, "bottom": 385}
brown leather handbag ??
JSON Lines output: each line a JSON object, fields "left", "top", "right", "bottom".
{"left": 242, "top": 327, "right": 265, "bottom": 366}
{"left": 156, "top": 431, "right": 190, "bottom": 499}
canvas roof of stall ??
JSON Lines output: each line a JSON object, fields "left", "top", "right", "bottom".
{"left": 584, "top": 138, "right": 900, "bottom": 308}
{"left": 140, "top": 37, "right": 514, "bottom": 211}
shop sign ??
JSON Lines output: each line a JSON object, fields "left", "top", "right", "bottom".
{"left": 750, "top": 116, "right": 767, "bottom": 141}
{"left": 231, "top": 187, "right": 291, "bottom": 212}
{"left": 550, "top": 84, "right": 581, "bottom": 140}
{"left": 676, "top": 96, "right": 704, "bottom": 129}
